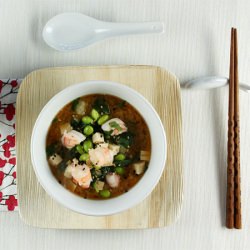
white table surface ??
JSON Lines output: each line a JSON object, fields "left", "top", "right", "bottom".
{"left": 1, "top": 0, "right": 250, "bottom": 249}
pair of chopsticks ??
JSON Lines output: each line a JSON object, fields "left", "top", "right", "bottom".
{"left": 226, "top": 28, "right": 242, "bottom": 229}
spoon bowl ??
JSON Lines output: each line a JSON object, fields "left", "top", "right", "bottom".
{"left": 43, "top": 13, "right": 165, "bottom": 51}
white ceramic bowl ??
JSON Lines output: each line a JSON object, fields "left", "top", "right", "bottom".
{"left": 31, "top": 80, "right": 167, "bottom": 216}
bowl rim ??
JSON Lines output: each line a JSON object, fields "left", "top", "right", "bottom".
{"left": 31, "top": 80, "right": 167, "bottom": 216}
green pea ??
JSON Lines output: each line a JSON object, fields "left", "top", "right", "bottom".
{"left": 90, "top": 109, "right": 100, "bottom": 121}
{"left": 76, "top": 145, "right": 84, "bottom": 154}
{"left": 79, "top": 153, "right": 89, "bottom": 161}
{"left": 83, "top": 125, "right": 94, "bottom": 136}
{"left": 82, "top": 116, "right": 94, "bottom": 124}
{"left": 115, "top": 166, "right": 125, "bottom": 175}
{"left": 83, "top": 140, "right": 93, "bottom": 152}
{"left": 115, "top": 153, "right": 126, "bottom": 161}
{"left": 97, "top": 115, "right": 109, "bottom": 125}
{"left": 99, "top": 190, "right": 111, "bottom": 198}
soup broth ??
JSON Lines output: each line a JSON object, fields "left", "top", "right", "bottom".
{"left": 46, "top": 94, "right": 151, "bottom": 199}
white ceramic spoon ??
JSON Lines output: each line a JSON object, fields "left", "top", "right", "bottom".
{"left": 184, "top": 76, "right": 250, "bottom": 93}
{"left": 42, "top": 12, "right": 165, "bottom": 51}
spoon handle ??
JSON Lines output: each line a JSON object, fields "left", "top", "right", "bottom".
{"left": 104, "top": 22, "right": 165, "bottom": 37}
{"left": 184, "top": 76, "right": 250, "bottom": 93}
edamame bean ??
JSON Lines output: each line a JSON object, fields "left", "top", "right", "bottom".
{"left": 83, "top": 125, "right": 94, "bottom": 136}
{"left": 79, "top": 153, "right": 89, "bottom": 161}
{"left": 76, "top": 145, "right": 84, "bottom": 154}
{"left": 82, "top": 116, "right": 94, "bottom": 124}
{"left": 97, "top": 115, "right": 109, "bottom": 125}
{"left": 115, "top": 153, "right": 126, "bottom": 161}
{"left": 83, "top": 140, "right": 93, "bottom": 152}
{"left": 115, "top": 167, "right": 125, "bottom": 175}
{"left": 90, "top": 109, "right": 100, "bottom": 121}
{"left": 99, "top": 190, "right": 111, "bottom": 198}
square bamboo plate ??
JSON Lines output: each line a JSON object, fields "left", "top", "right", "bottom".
{"left": 16, "top": 65, "right": 183, "bottom": 229}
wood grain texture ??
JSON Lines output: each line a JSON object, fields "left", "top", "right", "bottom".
{"left": 16, "top": 65, "right": 183, "bottom": 229}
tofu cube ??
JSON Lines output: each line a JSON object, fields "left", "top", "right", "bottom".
{"left": 93, "top": 181, "right": 105, "bottom": 192}
{"left": 49, "top": 154, "right": 62, "bottom": 167}
{"left": 133, "top": 161, "right": 146, "bottom": 175}
{"left": 140, "top": 150, "right": 150, "bottom": 161}
{"left": 64, "top": 165, "right": 73, "bottom": 178}
{"left": 92, "top": 132, "right": 105, "bottom": 144}
{"left": 75, "top": 100, "right": 86, "bottom": 115}
{"left": 108, "top": 144, "right": 120, "bottom": 156}
{"left": 60, "top": 123, "right": 72, "bottom": 135}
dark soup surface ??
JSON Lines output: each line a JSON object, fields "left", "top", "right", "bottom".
{"left": 46, "top": 94, "right": 151, "bottom": 199}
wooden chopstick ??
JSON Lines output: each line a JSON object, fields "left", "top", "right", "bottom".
{"left": 226, "top": 28, "right": 235, "bottom": 229}
{"left": 233, "top": 28, "right": 242, "bottom": 229}
{"left": 226, "top": 28, "right": 242, "bottom": 229}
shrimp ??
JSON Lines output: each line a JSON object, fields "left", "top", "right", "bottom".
{"left": 61, "top": 130, "right": 86, "bottom": 149}
{"left": 89, "top": 145, "right": 114, "bottom": 167}
{"left": 101, "top": 118, "right": 127, "bottom": 136}
{"left": 72, "top": 165, "right": 92, "bottom": 189}
{"left": 64, "top": 159, "right": 92, "bottom": 189}
{"left": 106, "top": 173, "right": 120, "bottom": 188}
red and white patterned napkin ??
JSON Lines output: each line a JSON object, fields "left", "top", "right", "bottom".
{"left": 0, "top": 79, "right": 20, "bottom": 211}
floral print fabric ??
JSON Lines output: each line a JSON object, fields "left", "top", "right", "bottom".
{"left": 0, "top": 79, "right": 20, "bottom": 211}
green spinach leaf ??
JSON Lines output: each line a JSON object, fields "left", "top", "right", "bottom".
{"left": 93, "top": 97, "right": 110, "bottom": 115}
{"left": 71, "top": 98, "right": 79, "bottom": 111}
